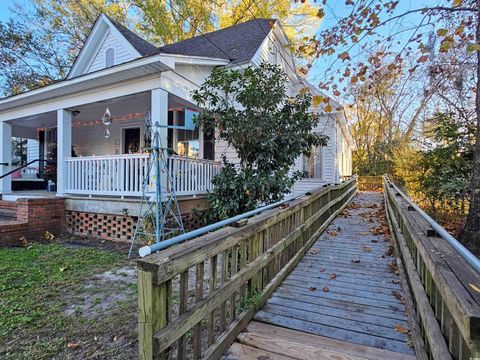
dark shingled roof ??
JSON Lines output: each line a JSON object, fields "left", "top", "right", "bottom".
{"left": 106, "top": 15, "right": 159, "bottom": 56}
{"left": 105, "top": 16, "right": 277, "bottom": 62}
{"left": 157, "top": 18, "right": 277, "bottom": 64}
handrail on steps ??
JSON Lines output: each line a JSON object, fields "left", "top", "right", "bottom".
{"left": 384, "top": 175, "right": 480, "bottom": 274}
{"left": 0, "top": 159, "right": 52, "bottom": 180}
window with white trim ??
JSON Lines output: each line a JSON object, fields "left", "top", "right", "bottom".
{"left": 303, "top": 145, "right": 323, "bottom": 179}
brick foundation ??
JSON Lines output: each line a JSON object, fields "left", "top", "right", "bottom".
{"left": 0, "top": 198, "right": 66, "bottom": 246}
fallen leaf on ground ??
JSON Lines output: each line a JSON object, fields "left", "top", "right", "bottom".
{"left": 322, "top": 287, "right": 329, "bottom": 292}
{"left": 308, "top": 287, "right": 317, "bottom": 291}
{"left": 348, "top": 202, "right": 361, "bottom": 209}
{"left": 370, "top": 225, "right": 388, "bottom": 235}
{"left": 352, "top": 259, "right": 360, "bottom": 263}
{"left": 385, "top": 245, "right": 395, "bottom": 256}
{"left": 469, "top": 284, "right": 480, "bottom": 293}
{"left": 309, "top": 249, "right": 319, "bottom": 255}
{"left": 329, "top": 273, "right": 337, "bottom": 280}
{"left": 59, "top": 263, "right": 69, "bottom": 272}
{"left": 394, "top": 324, "right": 410, "bottom": 334}
{"left": 392, "top": 279, "right": 401, "bottom": 284}
{"left": 319, "top": 268, "right": 326, "bottom": 272}
{"left": 67, "top": 343, "right": 80, "bottom": 350}
{"left": 392, "top": 290, "right": 406, "bottom": 304}
{"left": 371, "top": 239, "right": 378, "bottom": 243}
{"left": 360, "top": 231, "right": 369, "bottom": 236}
{"left": 340, "top": 209, "right": 350, "bottom": 217}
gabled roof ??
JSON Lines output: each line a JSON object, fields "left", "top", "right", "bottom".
{"left": 67, "top": 14, "right": 149, "bottom": 79}
{"left": 105, "top": 15, "right": 158, "bottom": 56}
{"left": 157, "top": 19, "right": 277, "bottom": 64}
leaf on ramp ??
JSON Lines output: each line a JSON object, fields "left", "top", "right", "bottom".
{"left": 67, "top": 343, "right": 80, "bottom": 350}
{"left": 469, "top": 284, "right": 480, "bottom": 293}
{"left": 394, "top": 324, "right": 410, "bottom": 334}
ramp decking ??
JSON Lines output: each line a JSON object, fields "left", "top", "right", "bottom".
{"left": 225, "top": 192, "right": 415, "bottom": 359}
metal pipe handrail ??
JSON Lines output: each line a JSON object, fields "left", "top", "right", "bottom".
{"left": 384, "top": 175, "right": 480, "bottom": 274}
{"left": 138, "top": 176, "right": 356, "bottom": 257}
{"left": 0, "top": 159, "right": 51, "bottom": 180}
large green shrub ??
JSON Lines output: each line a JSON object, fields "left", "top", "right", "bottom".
{"left": 193, "top": 62, "right": 327, "bottom": 220}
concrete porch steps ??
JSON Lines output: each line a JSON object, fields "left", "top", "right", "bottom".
{"left": 0, "top": 200, "right": 17, "bottom": 220}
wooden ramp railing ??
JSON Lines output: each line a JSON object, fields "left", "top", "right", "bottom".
{"left": 384, "top": 176, "right": 480, "bottom": 360}
{"left": 137, "top": 177, "right": 356, "bottom": 360}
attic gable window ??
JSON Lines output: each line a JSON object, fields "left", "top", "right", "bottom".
{"left": 105, "top": 47, "right": 115, "bottom": 67}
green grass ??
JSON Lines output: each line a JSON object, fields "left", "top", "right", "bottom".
{"left": 0, "top": 243, "right": 134, "bottom": 359}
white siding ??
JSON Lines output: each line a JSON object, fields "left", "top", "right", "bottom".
{"left": 72, "top": 119, "right": 144, "bottom": 157}
{"left": 337, "top": 121, "right": 353, "bottom": 178}
{"left": 87, "top": 30, "right": 135, "bottom": 73}
{"left": 175, "top": 65, "right": 214, "bottom": 88}
{"left": 214, "top": 135, "right": 240, "bottom": 164}
{"left": 291, "top": 114, "right": 337, "bottom": 184}
{"left": 322, "top": 115, "right": 338, "bottom": 183}
{"left": 251, "top": 27, "right": 296, "bottom": 80}
{"left": 250, "top": 27, "right": 297, "bottom": 84}
{"left": 27, "top": 139, "right": 39, "bottom": 163}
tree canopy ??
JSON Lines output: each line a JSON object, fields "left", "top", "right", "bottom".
{"left": 0, "top": 0, "right": 322, "bottom": 95}
{"left": 305, "top": 0, "right": 480, "bottom": 252}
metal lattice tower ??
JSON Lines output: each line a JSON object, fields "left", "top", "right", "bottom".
{"left": 128, "top": 121, "right": 185, "bottom": 257}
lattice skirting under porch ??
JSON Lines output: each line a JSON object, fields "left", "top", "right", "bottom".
{"left": 66, "top": 210, "right": 207, "bottom": 242}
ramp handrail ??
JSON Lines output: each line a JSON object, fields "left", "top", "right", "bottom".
{"left": 384, "top": 175, "right": 480, "bottom": 359}
{"left": 385, "top": 176, "right": 480, "bottom": 273}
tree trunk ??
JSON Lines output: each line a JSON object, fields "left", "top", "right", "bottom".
{"left": 462, "top": 1, "right": 480, "bottom": 255}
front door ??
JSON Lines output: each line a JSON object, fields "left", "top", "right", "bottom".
{"left": 123, "top": 128, "right": 141, "bottom": 154}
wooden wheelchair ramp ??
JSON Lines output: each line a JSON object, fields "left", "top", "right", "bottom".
{"left": 224, "top": 192, "right": 416, "bottom": 360}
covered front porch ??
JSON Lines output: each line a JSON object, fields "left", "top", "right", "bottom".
{"left": 0, "top": 57, "right": 222, "bottom": 199}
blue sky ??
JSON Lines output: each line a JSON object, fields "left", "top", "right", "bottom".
{"left": 309, "top": 1, "right": 431, "bottom": 86}
{"left": 0, "top": 0, "right": 15, "bottom": 22}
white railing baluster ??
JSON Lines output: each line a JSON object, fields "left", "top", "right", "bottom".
{"left": 64, "top": 154, "right": 220, "bottom": 197}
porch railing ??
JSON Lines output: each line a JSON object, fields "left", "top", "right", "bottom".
{"left": 168, "top": 155, "right": 221, "bottom": 196}
{"left": 65, "top": 154, "right": 221, "bottom": 197}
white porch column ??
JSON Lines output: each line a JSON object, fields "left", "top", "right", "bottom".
{"left": 151, "top": 88, "right": 169, "bottom": 195}
{"left": 151, "top": 89, "right": 168, "bottom": 150}
{"left": 0, "top": 122, "right": 12, "bottom": 194}
{"left": 56, "top": 109, "right": 72, "bottom": 196}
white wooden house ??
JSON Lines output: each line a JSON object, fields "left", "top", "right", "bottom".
{"left": 0, "top": 14, "right": 354, "bottom": 241}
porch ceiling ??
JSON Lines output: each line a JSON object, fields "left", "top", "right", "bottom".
{"left": 7, "top": 91, "right": 201, "bottom": 130}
